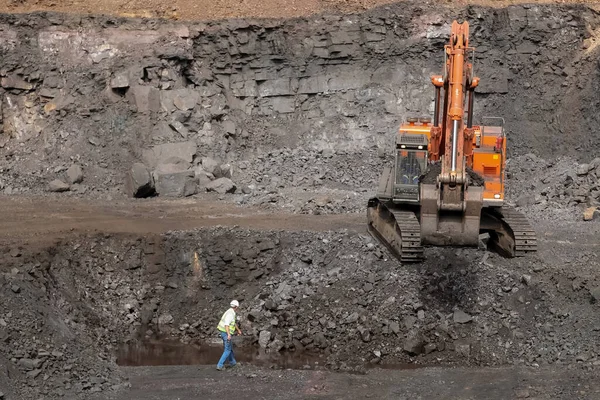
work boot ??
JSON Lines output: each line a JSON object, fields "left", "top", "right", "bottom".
{"left": 216, "top": 366, "right": 223, "bottom": 371}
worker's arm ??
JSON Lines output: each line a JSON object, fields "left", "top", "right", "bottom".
{"left": 225, "top": 325, "right": 231, "bottom": 341}
{"left": 235, "top": 322, "right": 242, "bottom": 336}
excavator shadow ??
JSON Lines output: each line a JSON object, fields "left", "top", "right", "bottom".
{"left": 416, "top": 251, "right": 478, "bottom": 311}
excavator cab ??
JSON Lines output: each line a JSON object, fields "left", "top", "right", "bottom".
{"left": 393, "top": 135, "right": 428, "bottom": 203}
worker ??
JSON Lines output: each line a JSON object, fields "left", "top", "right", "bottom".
{"left": 216, "top": 299, "right": 242, "bottom": 371}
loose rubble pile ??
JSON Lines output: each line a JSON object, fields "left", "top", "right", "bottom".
{"left": 507, "top": 154, "right": 600, "bottom": 221}
{"left": 2, "top": 224, "right": 599, "bottom": 398}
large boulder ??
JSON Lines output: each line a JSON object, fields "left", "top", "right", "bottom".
{"left": 153, "top": 164, "right": 196, "bottom": 197}
{"left": 142, "top": 141, "right": 197, "bottom": 169}
{"left": 206, "top": 178, "right": 236, "bottom": 194}
{"left": 125, "top": 163, "right": 155, "bottom": 198}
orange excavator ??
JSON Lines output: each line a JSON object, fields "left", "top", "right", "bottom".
{"left": 367, "top": 20, "right": 537, "bottom": 262}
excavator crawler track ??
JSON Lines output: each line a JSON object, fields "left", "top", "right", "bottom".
{"left": 485, "top": 206, "right": 537, "bottom": 257}
{"left": 498, "top": 206, "right": 537, "bottom": 256}
{"left": 367, "top": 199, "right": 424, "bottom": 263}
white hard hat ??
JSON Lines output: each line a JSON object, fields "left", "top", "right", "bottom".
{"left": 230, "top": 300, "right": 239, "bottom": 308}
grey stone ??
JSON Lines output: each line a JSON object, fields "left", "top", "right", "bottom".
{"left": 49, "top": 179, "right": 70, "bottom": 192}
{"left": 218, "top": 163, "right": 233, "bottom": 179}
{"left": 206, "top": 178, "right": 236, "bottom": 194}
{"left": 153, "top": 164, "right": 195, "bottom": 197}
{"left": 264, "top": 299, "right": 278, "bottom": 311}
{"left": 576, "top": 164, "right": 591, "bottom": 176}
{"left": 258, "top": 79, "right": 293, "bottom": 97}
{"left": 126, "top": 163, "right": 155, "bottom": 198}
{"left": 258, "top": 330, "right": 271, "bottom": 348}
{"left": 453, "top": 310, "right": 473, "bottom": 324}
{"left": 66, "top": 164, "right": 83, "bottom": 184}
{"left": 521, "top": 274, "right": 532, "bottom": 285}
{"left": 183, "top": 179, "right": 197, "bottom": 197}
{"left": 1, "top": 75, "right": 33, "bottom": 90}
{"left": 142, "top": 141, "right": 197, "bottom": 169}
{"left": 515, "top": 389, "right": 530, "bottom": 398}
{"left": 257, "top": 240, "right": 276, "bottom": 251}
{"left": 345, "top": 312, "right": 359, "bottom": 324}
{"left": 269, "top": 339, "right": 284, "bottom": 353}
{"left": 110, "top": 73, "right": 129, "bottom": 89}
{"left": 173, "top": 89, "right": 199, "bottom": 111}
{"left": 389, "top": 321, "right": 400, "bottom": 334}
{"left": 169, "top": 121, "right": 189, "bottom": 138}
{"left": 11, "top": 285, "right": 20, "bottom": 293}
{"left": 158, "top": 313, "right": 174, "bottom": 325}
{"left": 454, "top": 340, "right": 471, "bottom": 357}
{"left": 18, "top": 358, "right": 42, "bottom": 371}
{"left": 27, "top": 369, "right": 42, "bottom": 378}
{"left": 194, "top": 166, "right": 213, "bottom": 189}
{"left": 424, "top": 343, "right": 437, "bottom": 355}
{"left": 222, "top": 120, "right": 236, "bottom": 135}
{"left": 590, "top": 287, "right": 600, "bottom": 303}
{"left": 403, "top": 333, "right": 423, "bottom": 355}
{"left": 129, "top": 85, "right": 160, "bottom": 113}
{"left": 404, "top": 316, "right": 417, "bottom": 329}
{"left": 201, "top": 157, "right": 221, "bottom": 176}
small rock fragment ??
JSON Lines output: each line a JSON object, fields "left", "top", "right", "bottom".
{"left": 49, "top": 179, "right": 70, "bottom": 192}
{"left": 66, "top": 164, "right": 84, "bottom": 184}
{"left": 258, "top": 331, "right": 271, "bottom": 348}
{"left": 453, "top": 310, "right": 473, "bottom": 324}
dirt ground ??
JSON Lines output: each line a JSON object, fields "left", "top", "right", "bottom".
{"left": 1, "top": 0, "right": 598, "bottom": 20}
{"left": 0, "top": 195, "right": 363, "bottom": 247}
{"left": 89, "top": 364, "right": 600, "bottom": 400}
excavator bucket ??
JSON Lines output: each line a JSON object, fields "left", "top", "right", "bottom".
{"left": 419, "top": 182, "right": 483, "bottom": 246}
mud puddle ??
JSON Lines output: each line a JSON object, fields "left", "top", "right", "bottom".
{"left": 116, "top": 340, "right": 327, "bottom": 370}
{"left": 116, "top": 340, "right": 427, "bottom": 371}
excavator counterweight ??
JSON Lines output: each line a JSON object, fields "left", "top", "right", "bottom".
{"left": 367, "top": 21, "right": 537, "bottom": 262}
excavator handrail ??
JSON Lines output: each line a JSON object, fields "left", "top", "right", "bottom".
{"left": 480, "top": 116, "right": 506, "bottom": 142}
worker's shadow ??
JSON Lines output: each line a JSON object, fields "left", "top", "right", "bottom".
{"left": 417, "top": 250, "right": 478, "bottom": 312}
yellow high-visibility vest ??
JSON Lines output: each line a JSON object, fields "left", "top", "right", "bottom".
{"left": 217, "top": 308, "right": 236, "bottom": 333}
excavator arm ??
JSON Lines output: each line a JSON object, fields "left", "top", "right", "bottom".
{"left": 420, "top": 21, "right": 484, "bottom": 246}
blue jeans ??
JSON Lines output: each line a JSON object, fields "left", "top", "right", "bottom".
{"left": 217, "top": 331, "right": 236, "bottom": 368}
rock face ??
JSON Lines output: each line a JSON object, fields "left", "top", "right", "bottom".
{"left": 0, "top": 5, "right": 595, "bottom": 200}
{"left": 125, "top": 163, "right": 155, "bottom": 198}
